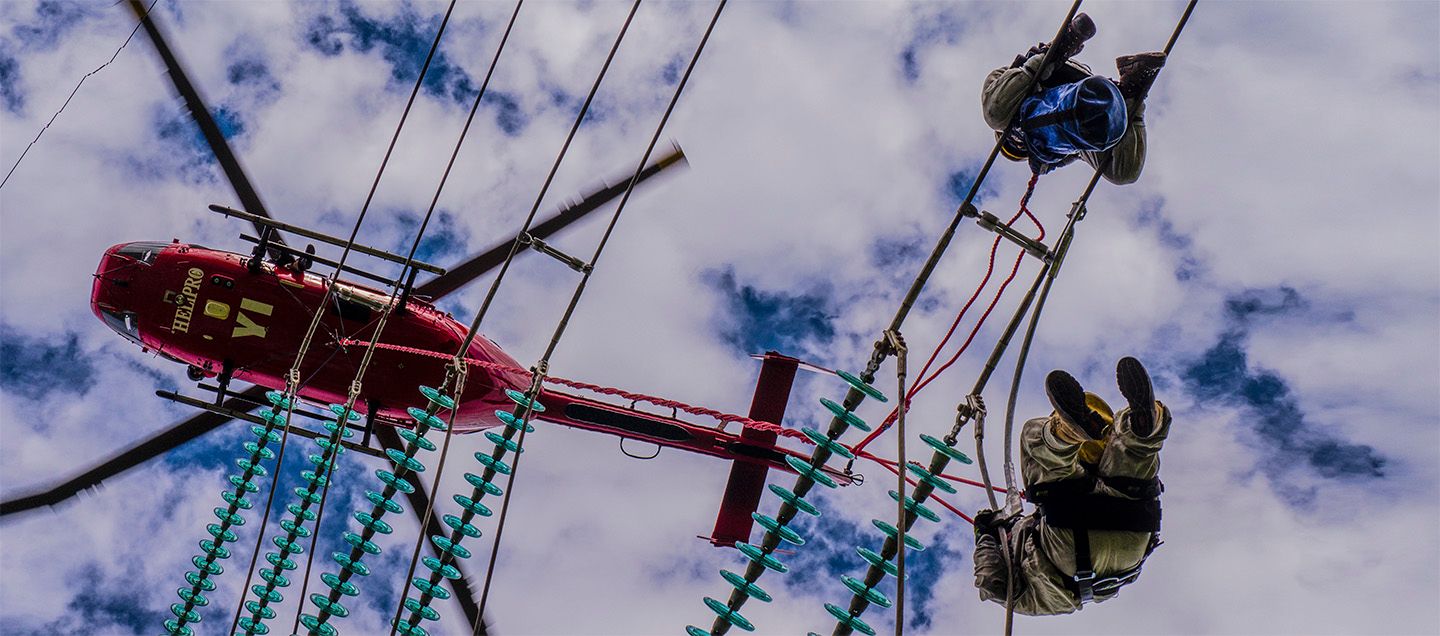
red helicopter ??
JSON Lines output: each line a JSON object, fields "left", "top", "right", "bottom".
{"left": 0, "top": 3, "right": 849, "bottom": 633}
{"left": 81, "top": 185, "right": 832, "bottom": 475}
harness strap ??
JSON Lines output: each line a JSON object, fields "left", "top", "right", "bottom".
{"left": 1027, "top": 473, "right": 1164, "bottom": 605}
{"left": 1020, "top": 107, "right": 1080, "bottom": 133}
{"left": 1063, "top": 533, "right": 1162, "bottom": 603}
{"left": 1028, "top": 474, "right": 1163, "bottom": 505}
{"left": 1071, "top": 526, "right": 1097, "bottom": 604}
{"left": 1102, "top": 475, "right": 1164, "bottom": 499}
{"left": 1038, "top": 494, "right": 1161, "bottom": 532}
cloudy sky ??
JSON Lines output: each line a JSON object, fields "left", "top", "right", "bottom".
{"left": 1, "top": 1, "right": 1437, "bottom": 635}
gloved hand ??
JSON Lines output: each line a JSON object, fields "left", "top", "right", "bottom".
{"left": 1011, "top": 42, "right": 1049, "bottom": 68}
{"left": 973, "top": 509, "right": 1016, "bottom": 539}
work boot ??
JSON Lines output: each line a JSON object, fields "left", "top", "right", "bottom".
{"left": 1115, "top": 51, "right": 1167, "bottom": 100}
{"left": 1046, "top": 370, "right": 1104, "bottom": 441}
{"left": 1055, "top": 12, "right": 1097, "bottom": 60}
{"left": 1116, "top": 356, "right": 1156, "bottom": 436}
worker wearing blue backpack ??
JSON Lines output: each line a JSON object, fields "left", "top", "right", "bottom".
{"left": 982, "top": 14, "right": 1165, "bottom": 184}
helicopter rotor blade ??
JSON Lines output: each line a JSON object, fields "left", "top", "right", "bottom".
{"left": 0, "top": 385, "right": 269, "bottom": 517}
{"left": 125, "top": 0, "right": 285, "bottom": 249}
{"left": 372, "top": 426, "right": 490, "bottom": 635}
{"left": 415, "top": 143, "right": 687, "bottom": 301}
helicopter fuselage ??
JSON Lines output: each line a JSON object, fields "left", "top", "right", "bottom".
{"left": 88, "top": 240, "right": 838, "bottom": 487}
{"left": 91, "top": 240, "right": 527, "bottom": 430}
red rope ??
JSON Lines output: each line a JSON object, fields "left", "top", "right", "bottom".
{"left": 855, "top": 450, "right": 1010, "bottom": 495}
{"left": 862, "top": 452, "right": 975, "bottom": 524}
{"left": 853, "top": 173, "right": 1044, "bottom": 454}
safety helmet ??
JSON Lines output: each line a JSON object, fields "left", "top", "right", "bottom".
{"left": 1085, "top": 392, "right": 1114, "bottom": 426}
{"left": 1076, "top": 392, "right": 1113, "bottom": 465}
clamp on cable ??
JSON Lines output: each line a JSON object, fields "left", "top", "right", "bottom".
{"left": 947, "top": 393, "right": 986, "bottom": 447}
{"left": 965, "top": 203, "right": 1052, "bottom": 263}
{"left": 519, "top": 232, "right": 592, "bottom": 273}
{"left": 862, "top": 334, "right": 895, "bottom": 381}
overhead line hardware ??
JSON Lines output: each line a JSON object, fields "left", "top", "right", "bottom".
{"left": 157, "top": 391, "right": 386, "bottom": 460}
{"left": 519, "top": 233, "right": 592, "bottom": 273}
{"left": 194, "top": 384, "right": 346, "bottom": 425}
{"left": 800, "top": 1, "right": 1200, "bottom": 634}
{"left": 210, "top": 204, "right": 447, "bottom": 275}
{"left": 963, "top": 203, "right": 1051, "bottom": 262}
{"left": 756, "top": 1, "right": 1090, "bottom": 630}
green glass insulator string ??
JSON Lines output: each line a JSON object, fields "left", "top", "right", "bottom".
{"left": 295, "top": 386, "right": 456, "bottom": 636}
{"left": 822, "top": 434, "right": 971, "bottom": 635}
{"left": 235, "top": 403, "right": 360, "bottom": 635}
{"left": 161, "top": 391, "right": 290, "bottom": 636}
{"left": 389, "top": 389, "right": 542, "bottom": 636}
{"left": 685, "top": 370, "right": 888, "bottom": 636}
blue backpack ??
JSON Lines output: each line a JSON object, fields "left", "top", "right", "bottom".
{"left": 1019, "top": 75, "right": 1128, "bottom": 171}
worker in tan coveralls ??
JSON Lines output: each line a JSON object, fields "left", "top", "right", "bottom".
{"left": 981, "top": 19, "right": 1166, "bottom": 185}
{"left": 973, "top": 357, "right": 1168, "bottom": 616}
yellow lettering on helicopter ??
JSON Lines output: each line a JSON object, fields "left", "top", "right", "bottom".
{"left": 240, "top": 298, "right": 273, "bottom": 316}
{"left": 231, "top": 298, "right": 274, "bottom": 339}
{"left": 170, "top": 267, "right": 204, "bottom": 333}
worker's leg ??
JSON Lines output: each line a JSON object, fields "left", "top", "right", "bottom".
{"left": 1081, "top": 98, "right": 1147, "bottom": 185}
{"left": 1098, "top": 404, "right": 1169, "bottom": 482}
{"left": 1020, "top": 414, "right": 1089, "bottom": 490}
{"left": 1097, "top": 356, "right": 1169, "bottom": 483}
{"left": 1086, "top": 358, "right": 1168, "bottom": 573}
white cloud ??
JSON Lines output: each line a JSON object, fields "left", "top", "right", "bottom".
{"left": 1, "top": 1, "right": 1437, "bottom": 635}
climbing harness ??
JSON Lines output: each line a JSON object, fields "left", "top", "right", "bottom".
{"left": 1026, "top": 472, "right": 1164, "bottom": 604}
{"left": 979, "top": 3, "right": 1196, "bottom": 633}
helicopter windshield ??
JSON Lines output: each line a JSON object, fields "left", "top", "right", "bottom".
{"left": 99, "top": 308, "right": 143, "bottom": 345}
{"left": 116, "top": 242, "right": 169, "bottom": 265}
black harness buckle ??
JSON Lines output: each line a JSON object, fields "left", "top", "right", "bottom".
{"left": 1073, "top": 569, "right": 1097, "bottom": 604}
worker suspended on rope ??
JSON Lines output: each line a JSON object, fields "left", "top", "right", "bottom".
{"left": 982, "top": 13, "right": 1166, "bottom": 184}
{"left": 973, "top": 356, "right": 1167, "bottom": 616}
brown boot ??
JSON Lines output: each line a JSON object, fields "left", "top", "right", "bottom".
{"left": 1116, "top": 356, "right": 1156, "bottom": 436}
{"left": 1116, "top": 52, "right": 1167, "bottom": 100}
{"left": 1046, "top": 370, "right": 1105, "bottom": 440}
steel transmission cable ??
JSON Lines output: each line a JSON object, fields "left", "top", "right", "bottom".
{"left": 382, "top": 1, "right": 729, "bottom": 632}
{"left": 475, "top": 1, "right": 728, "bottom": 622}
{"left": 387, "top": 1, "right": 645, "bottom": 632}
{"left": 222, "top": 3, "right": 463, "bottom": 635}
{"left": 282, "top": 2, "right": 532, "bottom": 634}
{"left": 818, "top": 3, "right": 1209, "bottom": 635}
{"left": 0, "top": 0, "right": 157, "bottom": 190}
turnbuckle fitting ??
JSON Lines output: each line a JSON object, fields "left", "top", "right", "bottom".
{"left": 520, "top": 233, "right": 591, "bottom": 273}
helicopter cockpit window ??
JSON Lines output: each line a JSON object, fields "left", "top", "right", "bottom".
{"left": 116, "top": 242, "right": 169, "bottom": 265}
{"left": 100, "top": 308, "right": 143, "bottom": 345}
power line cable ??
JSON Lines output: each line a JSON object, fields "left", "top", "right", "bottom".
{"left": 1, "top": 0, "right": 157, "bottom": 191}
